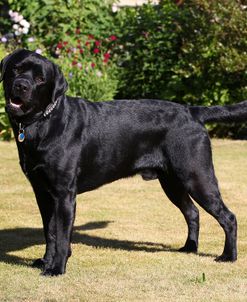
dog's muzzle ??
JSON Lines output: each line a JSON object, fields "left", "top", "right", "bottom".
{"left": 10, "top": 78, "right": 32, "bottom": 109}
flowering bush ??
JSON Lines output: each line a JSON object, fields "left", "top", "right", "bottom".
{"left": 4, "top": 0, "right": 116, "bottom": 54}
{"left": 0, "top": 10, "right": 29, "bottom": 48}
{"left": 9, "top": 10, "right": 30, "bottom": 36}
{"left": 55, "top": 31, "right": 119, "bottom": 101}
{"left": 0, "top": 1, "right": 120, "bottom": 139}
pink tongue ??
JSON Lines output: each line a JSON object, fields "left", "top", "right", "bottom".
{"left": 10, "top": 98, "right": 23, "bottom": 107}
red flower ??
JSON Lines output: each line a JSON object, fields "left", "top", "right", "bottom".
{"left": 76, "top": 28, "right": 80, "bottom": 34}
{"left": 109, "top": 35, "right": 117, "bottom": 41}
{"left": 95, "top": 40, "right": 101, "bottom": 47}
{"left": 63, "top": 41, "right": 68, "bottom": 46}
{"left": 88, "top": 34, "right": 94, "bottom": 40}
{"left": 72, "top": 60, "right": 77, "bottom": 66}
{"left": 66, "top": 48, "right": 71, "bottom": 53}
{"left": 93, "top": 48, "right": 100, "bottom": 54}
{"left": 57, "top": 42, "right": 63, "bottom": 49}
{"left": 85, "top": 41, "right": 90, "bottom": 47}
{"left": 79, "top": 49, "right": 84, "bottom": 54}
{"left": 104, "top": 53, "right": 111, "bottom": 59}
{"left": 103, "top": 52, "right": 111, "bottom": 63}
{"left": 91, "top": 62, "right": 96, "bottom": 68}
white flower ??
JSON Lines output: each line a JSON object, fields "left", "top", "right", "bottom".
{"left": 11, "top": 13, "right": 23, "bottom": 23}
{"left": 35, "top": 49, "right": 42, "bottom": 54}
{"left": 96, "top": 71, "right": 103, "bottom": 77}
{"left": 20, "top": 19, "right": 30, "bottom": 28}
{"left": 112, "top": 4, "right": 118, "bottom": 13}
{"left": 1, "top": 37, "right": 7, "bottom": 43}
{"left": 14, "top": 30, "right": 21, "bottom": 36}
{"left": 22, "top": 27, "right": 29, "bottom": 34}
{"left": 55, "top": 49, "right": 61, "bottom": 55}
{"left": 10, "top": 12, "right": 18, "bottom": 21}
{"left": 16, "top": 15, "right": 24, "bottom": 23}
{"left": 13, "top": 24, "right": 19, "bottom": 30}
{"left": 28, "top": 37, "right": 35, "bottom": 42}
{"left": 77, "top": 63, "right": 82, "bottom": 68}
{"left": 8, "top": 10, "right": 13, "bottom": 17}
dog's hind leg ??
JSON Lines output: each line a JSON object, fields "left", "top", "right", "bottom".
{"left": 165, "top": 129, "right": 237, "bottom": 261}
{"left": 158, "top": 172, "right": 199, "bottom": 253}
{"left": 184, "top": 170, "right": 237, "bottom": 262}
{"left": 168, "top": 132, "right": 237, "bottom": 262}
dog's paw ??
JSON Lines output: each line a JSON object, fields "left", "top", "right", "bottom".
{"left": 214, "top": 253, "right": 237, "bottom": 262}
{"left": 41, "top": 266, "right": 65, "bottom": 276}
{"left": 178, "top": 240, "right": 198, "bottom": 253}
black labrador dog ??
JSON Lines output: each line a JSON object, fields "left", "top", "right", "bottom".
{"left": 1, "top": 49, "right": 246, "bottom": 276}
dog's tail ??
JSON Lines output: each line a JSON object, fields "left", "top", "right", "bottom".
{"left": 189, "top": 100, "right": 247, "bottom": 124}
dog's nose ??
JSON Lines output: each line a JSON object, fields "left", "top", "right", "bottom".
{"left": 14, "top": 79, "right": 29, "bottom": 93}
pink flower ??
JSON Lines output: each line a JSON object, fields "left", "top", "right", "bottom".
{"left": 95, "top": 40, "right": 101, "bottom": 47}
{"left": 104, "top": 53, "right": 111, "bottom": 59}
{"left": 103, "top": 52, "right": 111, "bottom": 63}
{"left": 57, "top": 42, "right": 63, "bottom": 49}
{"left": 109, "top": 35, "right": 117, "bottom": 41}
{"left": 93, "top": 48, "right": 100, "bottom": 54}
{"left": 91, "top": 62, "right": 96, "bottom": 68}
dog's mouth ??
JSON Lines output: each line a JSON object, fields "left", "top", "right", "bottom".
{"left": 9, "top": 97, "right": 24, "bottom": 109}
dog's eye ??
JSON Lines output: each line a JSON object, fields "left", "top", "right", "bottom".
{"left": 13, "top": 66, "right": 22, "bottom": 73}
{"left": 35, "top": 76, "right": 45, "bottom": 84}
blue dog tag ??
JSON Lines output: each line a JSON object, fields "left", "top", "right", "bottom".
{"left": 18, "top": 132, "right": 25, "bottom": 142}
{"left": 18, "top": 124, "right": 25, "bottom": 142}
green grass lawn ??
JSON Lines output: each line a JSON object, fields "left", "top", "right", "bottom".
{"left": 0, "top": 140, "right": 247, "bottom": 301}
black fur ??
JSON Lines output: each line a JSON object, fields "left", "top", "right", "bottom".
{"left": 1, "top": 49, "right": 244, "bottom": 276}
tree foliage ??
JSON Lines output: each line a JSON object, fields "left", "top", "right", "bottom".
{"left": 116, "top": 0, "right": 247, "bottom": 108}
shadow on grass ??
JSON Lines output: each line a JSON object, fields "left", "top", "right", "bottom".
{"left": 0, "top": 220, "right": 216, "bottom": 267}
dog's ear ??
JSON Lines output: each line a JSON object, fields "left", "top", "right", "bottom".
{"left": 52, "top": 63, "right": 68, "bottom": 103}
{"left": 0, "top": 49, "right": 24, "bottom": 82}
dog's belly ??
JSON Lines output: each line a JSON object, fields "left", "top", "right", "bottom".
{"left": 76, "top": 150, "right": 166, "bottom": 193}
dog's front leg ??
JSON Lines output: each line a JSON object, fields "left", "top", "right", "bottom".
{"left": 42, "top": 190, "right": 76, "bottom": 276}
{"left": 31, "top": 189, "right": 57, "bottom": 270}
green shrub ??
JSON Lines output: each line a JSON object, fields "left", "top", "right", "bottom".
{"left": 55, "top": 32, "right": 119, "bottom": 101}
{"left": 7, "top": 0, "right": 116, "bottom": 52}
{"left": 116, "top": 0, "right": 247, "bottom": 106}
{"left": 115, "top": 1, "right": 180, "bottom": 100}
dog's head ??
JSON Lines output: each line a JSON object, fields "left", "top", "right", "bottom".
{"left": 0, "top": 49, "right": 68, "bottom": 120}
